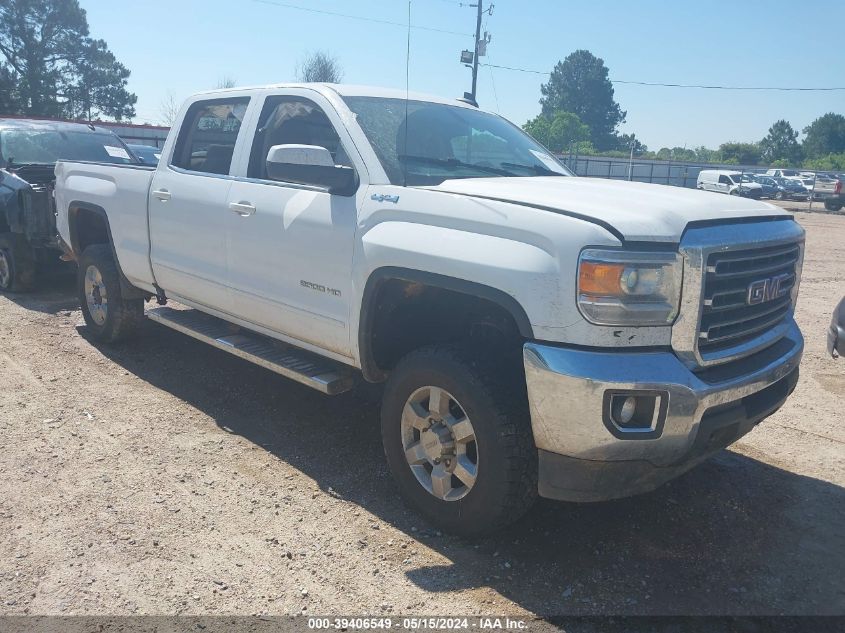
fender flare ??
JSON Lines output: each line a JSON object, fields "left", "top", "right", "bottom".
{"left": 67, "top": 201, "right": 149, "bottom": 300}
{"left": 358, "top": 266, "right": 534, "bottom": 382}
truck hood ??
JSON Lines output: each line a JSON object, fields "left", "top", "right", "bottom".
{"left": 426, "top": 176, "right": 790, "bottom": 243}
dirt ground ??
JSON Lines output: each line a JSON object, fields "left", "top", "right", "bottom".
{"left": 0, "top": 212, "right": 843, "bottom": 618}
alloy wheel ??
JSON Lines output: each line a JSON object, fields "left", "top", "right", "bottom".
{"left": 84, "top": 264, "right": 108, "bottom": 325}
{"left": 400, "top": 386, "right": 478, "bottom": 501}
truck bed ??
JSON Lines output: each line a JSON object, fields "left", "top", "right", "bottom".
{"left": 54, "top": 160, "right": 158, "bottom": 293}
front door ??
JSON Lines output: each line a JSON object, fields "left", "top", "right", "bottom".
{"left": 149, "top": 96, "right": 251, "bottom": 311}
{"left": 224, "top": 92, "right": 361, "bottom": 357}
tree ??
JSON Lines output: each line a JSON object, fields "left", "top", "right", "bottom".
{"left": 0, "top": 0, "right": 136, "bottom": 119}
{"left": 295, "top": 51, "right": 343, "bottom": 83}
{"left": 216, "top": 76, "right": 237, "bottom": 89}
{"left": 692, "top": 146, "right": 718, "bottom": 163}
{"left": 159, "top": 92, "right": 179, "bottom": 126}
{"left": 538, "top": 50, "right": 626, "bottom": 151}
{"left": 802, "top": 113, "right": 845, "bottom": 159}
{"left": 62, "top": 38, "right": 136, "bottom": 120}
{"left": 655, "top": 147, "right": 697, "bottom": 162}
{"left": 718, "top": 142, "right": 761, "bottom": 165}
{"left": 617, "top": 133, "right": 647, "bottom": 155}
{"left": 802, "top": 153, "right": 845, "bottom": 171}
{"left": 0, "top": 61, "right": 21, "bottom": 113}
{"left": 523, "top": 111, "right": 590, "bottom": 153}
{"left": 760, "top": 119, "right": 801, "bottom": 165}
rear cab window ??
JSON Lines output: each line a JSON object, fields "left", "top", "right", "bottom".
{"left": 171, "top": 97, "right": 250, "bottom": 175}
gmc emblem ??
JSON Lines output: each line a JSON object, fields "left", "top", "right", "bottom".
{"left": 747, "top": 273, "right": 791, "bottom": 305}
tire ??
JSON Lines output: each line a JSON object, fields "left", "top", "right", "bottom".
{"left": 77, "top": 244, "right": 143, "bottom": 343}
{"left": 826, "top": 200, "right": 843, "bottom": 212}
{"left": 775, "top": 191, "right": 785, "bottom": 201}
{"left": 0, "top": 233, "right": 36, "bottom": 292}
{"left": 381, "top": 344, "right": 537, "bottom": 537}
{"left": 730, "top": 190, "right": 740, "bottom": 196}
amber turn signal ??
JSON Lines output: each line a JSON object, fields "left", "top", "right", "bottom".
{"left": 579, "top": 261, "right": 625, "bottom": 295}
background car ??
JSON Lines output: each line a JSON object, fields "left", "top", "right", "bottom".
{"left": 750, "top": 174, "right": 779, "bottom": 198}
{"left": 127, "top": 143, "right": 161, "bottom": 167}
{"left": 0, "top": 118, "right": 136, "bottom": 291}
{"left": 773, "top": 177, "right": 810, "bottom": 201}
{"left": 766, "top": 168, "right": 803, "bottom": 182}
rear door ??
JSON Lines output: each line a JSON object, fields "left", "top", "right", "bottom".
{"left": 224, "top": 90, "right": 364, "bottom": 357}
{"left": 149, "top": 96, "right": 252, "bottom": 310}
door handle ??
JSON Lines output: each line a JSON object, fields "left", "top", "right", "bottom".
{"left": 152, "top": 189, "right": 171, "bottom": 201}
{"left": 229, "top": 201, "right": 256, "bottom": 216}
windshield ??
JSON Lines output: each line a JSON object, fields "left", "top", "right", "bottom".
{"left": 0, "top": 129, "right": 135, "bottom": 166}
{"left": 343, "top": 96, "right": 572, "bottom": 186}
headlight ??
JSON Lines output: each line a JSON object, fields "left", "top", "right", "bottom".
{"left": 577, "top": 249, "right": 682, "bottom": 326}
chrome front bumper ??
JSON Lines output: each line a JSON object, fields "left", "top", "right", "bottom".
{"left": 523, "top": 320, "right": 803, "bottom": 501}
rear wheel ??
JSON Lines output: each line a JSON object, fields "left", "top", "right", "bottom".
{"left": 0, "top": 233, "right": 36, "bottom": 292}
{"left": 775, "top": 191, "right": 785, "bottom": 200}
{"left": 381, "top": 345, "right": 537, "bottom": 537}
{"left": 77, "top": 244, "right": 143, "bottom": 342}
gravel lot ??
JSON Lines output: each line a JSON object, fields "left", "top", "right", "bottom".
{"left": 0, "top": 212, "right": 843, "bottom": 618}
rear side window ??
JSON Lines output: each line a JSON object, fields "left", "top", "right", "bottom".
{"left": 247, "top": 96, "right": 351, "bottom": 180}
{"left": 171, "top": 97, "right": 249, "bottom": 175}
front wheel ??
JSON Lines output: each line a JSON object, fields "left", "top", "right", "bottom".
{"left": 0, "top": 233, "right": 36, "bottom": 292}
{"left": 77, "top": 244, "right": 143, "bottom": 343}
{"left": 826, "top": 199, "right": 843, "bottom": 212}
{"left": 381, "top": 345, "right": 537, "bottom": 537}
{"left": 775, "top": 191, "right": 785, "bottom": 200}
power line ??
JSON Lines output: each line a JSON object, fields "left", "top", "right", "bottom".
{"left": 480, "top": 63, "right": 845, "bottom": 91}
{"left": 249, "top": 0, "right": 472, "bottom": 37}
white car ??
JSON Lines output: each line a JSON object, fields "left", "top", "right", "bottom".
{"left": 697, "top": 169, "right": 764, "bottom": 198}
{"left": 52, "top": 84, "right": 805, "bottom": 535}
{"left": 766, "top": 168, "right": 803, "bottom": 182}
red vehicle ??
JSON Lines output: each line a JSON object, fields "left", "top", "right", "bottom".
{"left": 825, "top": 179, "right": 843, "bottom": 212}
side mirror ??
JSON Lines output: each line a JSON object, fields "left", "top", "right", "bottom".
{"left": 265, "top": 144, "right": 357, "bottom": 196}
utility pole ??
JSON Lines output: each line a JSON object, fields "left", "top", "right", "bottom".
{"left": 470, "top": 0, "right": 483, "bottom": 104}
{"left": 459, "top": 1, "right": 491, "bottom": 106}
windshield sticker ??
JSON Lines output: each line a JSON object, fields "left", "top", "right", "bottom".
{"left": 104, "top": 145, "right": 131, "bottom": 160}
{"left": 529, "top": 149, "right": 567, "bottom": 174}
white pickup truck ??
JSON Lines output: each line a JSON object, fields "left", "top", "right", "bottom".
{"left": 55, "top": 84, "right": 804, "bottom": 536}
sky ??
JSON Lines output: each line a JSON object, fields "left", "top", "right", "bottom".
{"left": 83, "top": 0, "right": 844, "bottom": 150}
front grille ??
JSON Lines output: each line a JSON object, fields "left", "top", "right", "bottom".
{"left": 698, "top": 242, "right": 800, "bottom": 354}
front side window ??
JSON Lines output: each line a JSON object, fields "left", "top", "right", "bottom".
{"left": 248, "top": 96, "right": 351, "bottom": 180}
{"left": 171, "top": 97, "right": 249, "bottom": 175}
{"left": 343, "top": 96, "right": 571, "bottom": 186}
{"left": 0, "top": 129, "right": 134, "bottom": 166}
{"left": 719, "top": 175, "right": 730, "bottom": 184}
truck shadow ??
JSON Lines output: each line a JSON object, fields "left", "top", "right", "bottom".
{"left": 0, "top": 269, "right": 78, "bottom": 314}
{"left": 81, "top": 318, "right": 845, "bottom": 617}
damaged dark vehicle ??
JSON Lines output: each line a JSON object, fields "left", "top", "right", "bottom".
{"left": 0, "top": 119, "right": 136, "bottom": 291}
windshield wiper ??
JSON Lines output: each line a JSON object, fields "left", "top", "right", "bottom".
{"left": 398, "top": 154, "right": 515, "bottom": 177}
{"left": 500, "top": 161, "right": 565, "bottom": 176}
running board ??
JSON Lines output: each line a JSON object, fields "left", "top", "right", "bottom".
{"left": 146, "top": 306, "right": 356, "bottom": 395}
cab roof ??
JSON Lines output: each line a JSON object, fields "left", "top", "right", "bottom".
{"left": 190, "top": 83, "right": 477, "bottom": 109}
